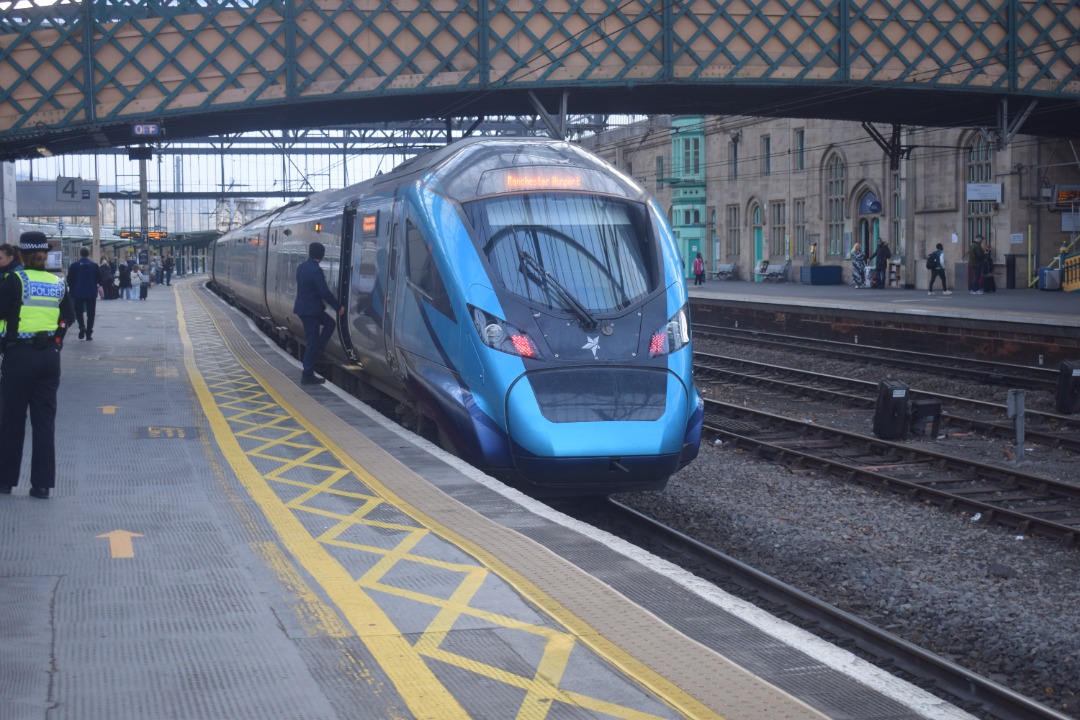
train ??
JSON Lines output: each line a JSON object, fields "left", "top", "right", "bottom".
{"left": 210, "top": 136, "right": 702, "bottom": 497}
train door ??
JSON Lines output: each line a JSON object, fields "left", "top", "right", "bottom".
{"left": 337, "top": 205, "right": 360, "bottom": 365}
{"left": 383, "top": 199, "right": 403, "bottom": 375}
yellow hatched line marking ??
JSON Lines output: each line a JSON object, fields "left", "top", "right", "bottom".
{"left": 180, "top": 287, "right": 721, "bottom": 720}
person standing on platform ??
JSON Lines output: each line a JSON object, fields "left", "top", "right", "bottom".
{"left": 293, "top": 242, "right": 343, "bottom": 385}
{"left": 850, "top": 243, "right": 867, "bottom": 289}
{"left": 118, "top": 259, "right": 133, "bottom": 300}
{"left": 692, "top": 252, "right": 705, "bottom": 286}
{"left": 0, "top": 232, "right": 75, "bottom": 499}
{"left": 66, "top": 246, "right": 99, "bottom": 340}
{"left": 139, "top": 263, "right": 152, "bottom": 300}
{"left": 163, "top": 254, "right": 174, "bottom": 286}
{"left": 869, "top": 238, "right": 891, "bottom": 289}
{"left": 0, "top": 244, "right": 22, "bottom": 281}
{"left": 0, "top": 244, "right": 23, "bottom": 359}
{"left": 968, "top": 235, "right": 986, "bottom": 295}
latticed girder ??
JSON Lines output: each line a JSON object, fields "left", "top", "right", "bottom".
{"left": 0, "top": 0, "right": 1077, "bottom": 159}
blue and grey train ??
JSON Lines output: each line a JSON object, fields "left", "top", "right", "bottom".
{"left": 210, "top": 137, "right": 702, "bottom": 496}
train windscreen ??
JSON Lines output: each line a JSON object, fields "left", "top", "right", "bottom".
{"left": 467, "top": 193, "right": 656, "bottom": 314}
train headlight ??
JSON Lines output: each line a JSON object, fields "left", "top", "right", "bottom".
{"left": 649, "top": 304, "right": 690, "bottom": 357}
{"left": 470, "top": 305, "right": 542, "bottom": 359}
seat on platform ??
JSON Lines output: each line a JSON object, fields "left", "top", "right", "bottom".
{"left": 713, "top": 263, "right": 737, "bottom": 280}
{"left": 759, "top": 263, "right": 788, "bottom": 282}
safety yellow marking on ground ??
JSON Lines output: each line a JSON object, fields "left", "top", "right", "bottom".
{"left": 99, "top": 405, "right": 118, "bottom": 414}
{"left": 251, "top": 541, "right": 352, "bottom": 639}
{"left": 179, "top": 287, "right": 715, "bottom": 720}
{"left": 97, "top": 530, "right": 143, "bottom": 558}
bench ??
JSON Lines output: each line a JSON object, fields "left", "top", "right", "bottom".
{"left": 712, "top": 262, "right": 737, "bottom": 280}
{"left": 759, "top": 263, "right": 788, "bottom": 282}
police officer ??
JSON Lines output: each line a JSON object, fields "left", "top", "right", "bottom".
{"left": 0, "top": 232, "right": 75, "bottom": 499}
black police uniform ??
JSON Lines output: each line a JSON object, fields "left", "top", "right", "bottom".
{"left": 0, "top": 232, "right": 75, "bottom": 498}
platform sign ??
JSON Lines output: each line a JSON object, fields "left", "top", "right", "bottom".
{"left": 966, "top": 183, "right": 1002, "bottom": 203}
{"left": 17, "top": 180, "right": 98, "bottom": 217}
{"left": 1063, "top": 211, "right": 1080, "bottom": 233}
{"left": 56, "top": 176, "right": 83, "bottom": 202}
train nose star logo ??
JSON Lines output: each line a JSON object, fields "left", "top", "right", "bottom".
{"left": 582, "top": 336, "right": 600, "bottom": 359}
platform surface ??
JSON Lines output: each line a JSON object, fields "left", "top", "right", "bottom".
{"left": 0, "top": 275, "right": 978, "bottom": 720}
{"left": 693, "top": 275, "right": 1080, "bottom": 329}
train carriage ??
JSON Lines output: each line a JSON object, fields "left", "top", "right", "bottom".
{"left": 212, "top": 137, "right": 702, "bottom": 496}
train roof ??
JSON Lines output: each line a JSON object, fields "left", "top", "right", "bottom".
{"left": 216, "top": 137, "right": 648, "bottom": 243}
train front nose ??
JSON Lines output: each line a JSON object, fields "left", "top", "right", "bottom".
{"left": 503, "top": 367, "right": 690, "bottom": 494}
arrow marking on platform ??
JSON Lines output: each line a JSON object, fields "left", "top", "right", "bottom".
{"left": 100, "top": 405, "right": 119, "bottom": 415}
{"left": 97, "top": 530, "right": 144, "bottom": 558}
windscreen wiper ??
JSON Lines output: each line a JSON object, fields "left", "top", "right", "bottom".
{"left": 518, "top": 250, "right": 598, "bottom": 330}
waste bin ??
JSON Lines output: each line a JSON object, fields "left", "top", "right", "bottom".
{"left": 1039, "top": 268, "right": 1061, "bottom": 291}
{"left": 1005, "top": 254, "right": 1016, "bottom": 289}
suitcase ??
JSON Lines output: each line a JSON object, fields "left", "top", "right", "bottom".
{"left": 982, "top": 275, "right": 996, "bottom": 293}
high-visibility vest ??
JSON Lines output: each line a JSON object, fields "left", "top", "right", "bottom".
{"left": 11, "top": 269, "right": 64, "bottom": 338}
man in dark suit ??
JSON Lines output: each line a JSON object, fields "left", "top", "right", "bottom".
{"left": 292, "top": 242, "right": 343, "bottom": 385}
{"left": 66, "top": 246, "right": 99, "bottom": 340}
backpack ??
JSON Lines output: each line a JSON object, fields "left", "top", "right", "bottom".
{"left": 925, "top": 255, "right": 935, "bottom": 270}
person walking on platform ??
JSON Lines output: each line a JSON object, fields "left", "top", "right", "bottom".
{"left": 98, "top": 257, "right": 115, "bottom": 300}
{"left": 869, "top": 238, "right": 891, "bottom": 289}
{"left": 850, "top": 243, "right": 867, "bottom": 289}
{"left": 293, "top": 242, "right": 343, "bottom": 385}
{"left": 66, "top": 246, "right": 99, "bottom": 340}
{"left": 0, "top": 232, "right": 75, "bottom": 499}
{"left": 968, "top": 235, "right": 986, "bottom": 295}
{"left": 926, "top": 243, "right": 951, "bottom": 296}
{"left": 692, "top": 252, "right": 705, "bottom": 286}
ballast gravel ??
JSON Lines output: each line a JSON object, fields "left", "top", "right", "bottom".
{"left": 617, "top": 339, "right": 1080, "bottom": 718}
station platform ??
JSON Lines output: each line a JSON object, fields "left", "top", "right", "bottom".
{"left": 0, "top": 277, "right": 976, "bottom": 720}
{"left": 690, "top": 275, "right": 1080, "bottom": 330}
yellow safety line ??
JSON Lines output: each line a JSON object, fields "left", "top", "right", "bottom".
{"left": 178, "top": 296, "right": 469, "bottom": 720}
{"left": 181, "top": 286, "right": 724, "bottom": 720}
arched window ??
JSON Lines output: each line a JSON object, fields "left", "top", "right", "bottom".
{"left": 966, "top": 136, "right": 993, "bottom": 243}
{"left": 826, "top": 156, "right": 846, "bottom": 256}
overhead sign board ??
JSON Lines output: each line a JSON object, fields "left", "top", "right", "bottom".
{"left": 1053, "top": 185, "right": 1080, "bottom": 211}
{"left": 132, "top": 122, "right": 161, "bottom": 138}
{"left": 966, "top": 183, "right": 1002, "bottom": 203}
{"left": 17, "top": 180, "right": 99, "bottom": 217}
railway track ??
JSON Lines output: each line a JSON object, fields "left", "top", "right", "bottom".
{"left": 693, "top": 350, "right": 1080, "bottom": 453}
{"left": 693, "top": 323, "right": 1062, "bottom": 391}
{"left": 592, "top": 498, "right": 1074, "bottom": 720}
{"left": 702, "top": 398, "right": 1080, "bottom": 545}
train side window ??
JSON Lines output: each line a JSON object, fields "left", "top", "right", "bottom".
{"left": 405, "top": 219, "right": 454, "bottom": 320}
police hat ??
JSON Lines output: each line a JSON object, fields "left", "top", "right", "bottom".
{"left": 19, "top": 231, "right": 50, "bottom": 251}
